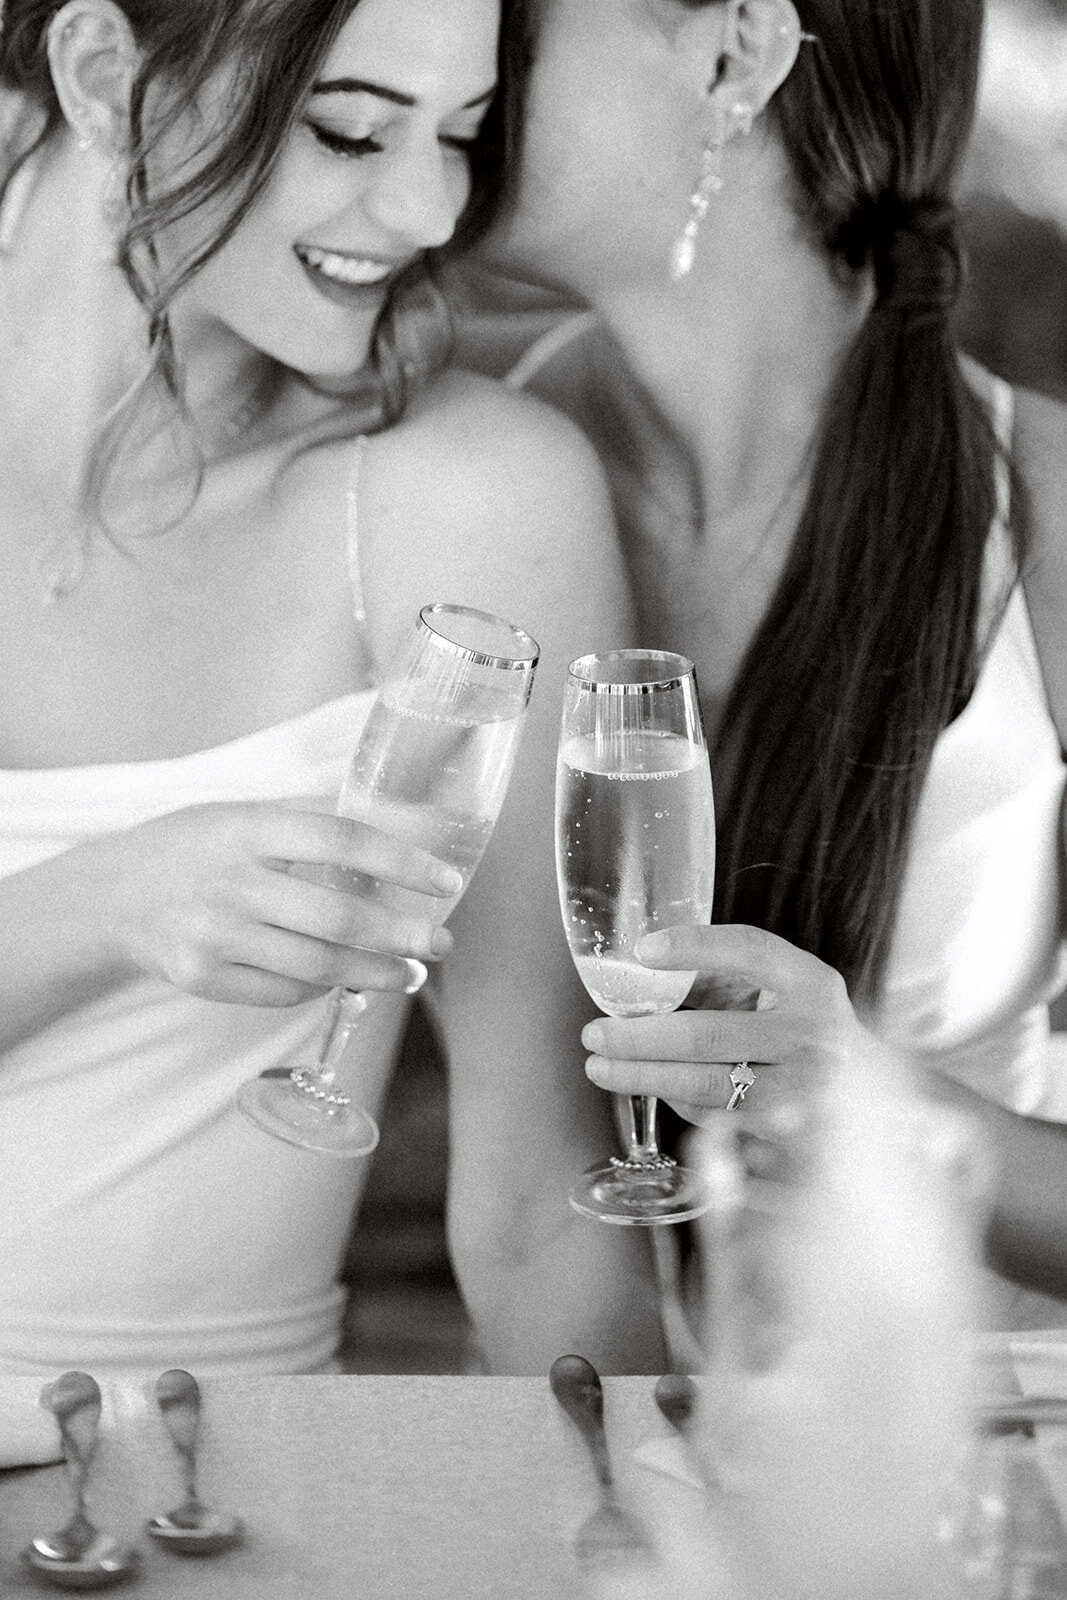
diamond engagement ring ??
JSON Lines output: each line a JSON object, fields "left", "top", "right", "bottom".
{"left": 726, "top": 1062, "right": 755, "bottom": 1111}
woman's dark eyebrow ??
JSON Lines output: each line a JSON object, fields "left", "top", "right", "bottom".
{"left": 310, "top": 78, "right": 495, "bottom": 110}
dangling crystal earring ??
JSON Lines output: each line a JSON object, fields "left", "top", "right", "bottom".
{"left": 670, "top": 136, "right": 722, "bottom": 282}
{"left": 670, "top": 101, "right": 753, "bottom": 282}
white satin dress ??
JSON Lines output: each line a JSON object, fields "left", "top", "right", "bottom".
{"left": 0, "top": 441, "right": 408, "bottom": 1376}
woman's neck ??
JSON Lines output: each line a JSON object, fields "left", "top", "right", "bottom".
{"left": 0, "top": 135, "right": 307, "bottom": 471}
{"left": 590, "top": 227, "right": 867, "bottom": 540}
{"left": 1, "top": 140, "right": 151, "bottom": 446}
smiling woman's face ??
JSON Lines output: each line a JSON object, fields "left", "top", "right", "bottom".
{"left": 168, "top": 0, "right": 500, "bottom": 381}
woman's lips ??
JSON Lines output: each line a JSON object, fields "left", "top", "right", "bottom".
{"left": 294, "top": 244, "right": 402, "bottom": 307}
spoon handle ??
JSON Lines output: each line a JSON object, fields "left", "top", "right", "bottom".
{"left": 46, "top": 1372, "right": 102, "bottom": 1519}
{"left": 549, "top": 1355, "right": 614, "bottom": 1490}
{"left": 156, "top": 1369, "right": 202, "bottom": 1500}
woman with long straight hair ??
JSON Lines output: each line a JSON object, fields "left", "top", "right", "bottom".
{"left": 459, "top": 0, "right": 1067, "bottom": 1318}
{"left": 0, "top": 0, "right": 664, "bottom": 1375}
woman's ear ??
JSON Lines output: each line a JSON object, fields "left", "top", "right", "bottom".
{"left": 46, "top": 0, "right": 138, "bottom": 150}
{"left": 697, "top": 0, "right": 803, "bottom": 125}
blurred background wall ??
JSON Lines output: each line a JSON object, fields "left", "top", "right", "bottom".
{"left": 957, "top": 0, "right": 1067, "bottom": 403}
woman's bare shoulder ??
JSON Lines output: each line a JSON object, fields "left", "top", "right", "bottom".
{"left": 355, "top": 368, "right": 625, "bottom": 669}
{"left": 274, "top": 366, "right": 604, "bottom": 499}
{"left": 388, "top": 365, "right": 608, "bottom": 492}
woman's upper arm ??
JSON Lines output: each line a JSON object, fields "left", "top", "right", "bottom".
{"left": 355, "top": 379, "right": 664, "bottom": 1371}
{"left": 1016, "top": 387, "right": 1067, "bottom": 750}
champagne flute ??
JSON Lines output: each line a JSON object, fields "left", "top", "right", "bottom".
{"left": 556, "top": 648, "right": 715, "bottom": 1224}
{"left": 237, "top": 603, "right": 539, "bottom": 1158}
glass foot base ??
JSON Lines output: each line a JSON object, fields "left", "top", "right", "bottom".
{"left": 236, "top": 1068, "right": 380, "bottom": 1159}
{"left": 569, "top": 1158, "right": 710, "bottom": 1226}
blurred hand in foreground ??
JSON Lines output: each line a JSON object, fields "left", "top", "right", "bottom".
{"left": 593, "top": 1055, "right": 985, "bottom": 1600}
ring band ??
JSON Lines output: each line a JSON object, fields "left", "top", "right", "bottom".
{"left": 726, "top": 1062, "right": 754, "bottom": 1111}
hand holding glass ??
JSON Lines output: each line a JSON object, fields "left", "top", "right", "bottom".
{"left": 556, "top": 649, "right": 715, "bottom": 1224}
{"left": 238, "top": 603, "right": 539, "bottom": 1157}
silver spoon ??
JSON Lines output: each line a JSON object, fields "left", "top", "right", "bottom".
{"left": 146, "top": 1369, "right": 243, "bottom": 1555}
{"left": 23, "top": 1371, "right": 140, "bottom": 1589}
{"left": 653, "top": 1372, "right": 699, "bottom": 1437}
{"left": 549, "top": 1354, "right": 650, "bottom": 1562}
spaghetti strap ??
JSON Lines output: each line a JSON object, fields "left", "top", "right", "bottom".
{"left": 503, "top": 310, "right": 598, "bottom": 392}
{"left": 346, "top": 434, "right": 369, "bottom": 624}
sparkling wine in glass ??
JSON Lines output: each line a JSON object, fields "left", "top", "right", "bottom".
{"left": 237, "top": 603, "right": 539, "bottom": 1157}
{"left": 556, "top": 649, "right": 715, "bottom": 1224}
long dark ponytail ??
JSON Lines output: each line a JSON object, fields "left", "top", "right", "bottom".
{"left": 708, "top": 0, "right": 1019, "bottom": 1001}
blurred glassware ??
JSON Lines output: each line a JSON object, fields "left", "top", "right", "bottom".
{"left": 675, "top": 1059, "right": 990, "bottom": 1599}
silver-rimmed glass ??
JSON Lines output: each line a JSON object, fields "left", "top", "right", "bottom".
{"left": 556, "top": 648, "right": 715, "bottom": 1223}
{"left": 238, "top": 604, "right": 538, "bottom": 1157}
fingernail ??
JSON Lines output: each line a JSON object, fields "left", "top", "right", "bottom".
{"left": 581, "top": 1023, "right": 604, "bottom": 1052}
{"left": 636, "top": 931, "right": 668, "bottom": 962}
{"left": 431, "top": 864, "right": 464, "bottom": 895}
{"left": 401, "top": 958, "right": 428, "bottom": 994}
{"left": 430, "top": 928, "right": 453, "bottom": 958}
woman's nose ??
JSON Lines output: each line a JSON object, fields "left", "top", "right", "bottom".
{"left": 362, "top": 135, "right": 465, "bottom": 250}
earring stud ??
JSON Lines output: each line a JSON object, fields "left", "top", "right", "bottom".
{"left": 728, "top": 100, "right": 753, "bottom": 138}
{"left": 778, "top": 21, "right": 819, "bottom": 42}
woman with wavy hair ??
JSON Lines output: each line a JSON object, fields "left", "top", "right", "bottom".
{"left": 460, "top": 0, "right": 1067, "bottom": 1320}
{"left": 0, "top": 0, "right": 664, "bottom": 1375}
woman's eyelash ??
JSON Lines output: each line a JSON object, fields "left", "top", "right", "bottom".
{"left": 306, "top": 121, "right": 382, "bottom": 157}
{"left": 306, "top": 120, "right": 478, "bottom": 159}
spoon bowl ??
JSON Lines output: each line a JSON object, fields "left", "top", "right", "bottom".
{"left": 24, "top": 1525, "right": 139, "bottom": 1590}
{"left": 147, "top": 1500, "right": 244, "bottom": 1556}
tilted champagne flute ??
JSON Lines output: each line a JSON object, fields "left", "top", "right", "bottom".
{"left": 237, "top": 603, "right": 539, "bottom": 1157}
{"left": 555, "top": 649, "right": 715, "bottom": 1224}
